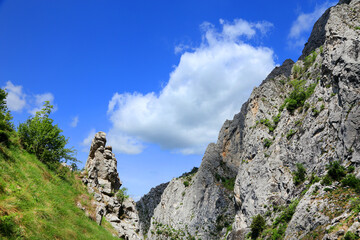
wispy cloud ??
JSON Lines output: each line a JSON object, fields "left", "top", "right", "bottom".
{"left": 107, "top": 18, "right": 275, "bottom": 155}
{"left": 29, "top": 93, "right": 56, "bottom": 115}
{"left": 3, "top": 81, "right": 26, "bottom": 112}
{"left": 288, "top": 1, "right": 336, "bottom": 48}
{"left": 70, "top": 116, "right": 79, "bottom": 128}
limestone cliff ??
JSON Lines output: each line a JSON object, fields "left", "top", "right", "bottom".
{"left": 138, "top": 0, "right": 360, "bottom": 239}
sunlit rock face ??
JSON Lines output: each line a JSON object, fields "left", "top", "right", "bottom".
{"left": 83, "top": 131, "right": 141, "bottom": 240}
{"left": 138, "top": 0, "right": 360, "bottom": 239}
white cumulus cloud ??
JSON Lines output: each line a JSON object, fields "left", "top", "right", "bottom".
{"left": 288, "top": 1, "right": 336, "bottom": 48}
{"left": 107, "top": 18, "right": 275, "bottom": 155}
{"left": 3, "top": 81, "right": 26, "bottom": 112}
{"left": 70, "top": 116, "right": 79, "bottom": 128}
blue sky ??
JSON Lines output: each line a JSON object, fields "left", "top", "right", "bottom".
{"left": 0, "top": 0, "right": 335, "bottom": 200}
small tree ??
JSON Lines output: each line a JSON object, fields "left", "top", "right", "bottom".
{"left": 293, "top": 163, "right": 306, "bottom": 185}
{"left": 0, "top": 88, "right": 14, "bottom": 143}
{"left": 18, "top": 101, "right": 76, "bottom": 164}
{"left": 250, "top": 214, "right": 266, "bottom": 239}
{"left": 115, "top": 187, "right": 129, "bottom": 204}
{"left": 326, "top": 161, "right": 346, "bottom": 181}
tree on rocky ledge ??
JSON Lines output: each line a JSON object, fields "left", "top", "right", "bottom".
{"left": 18, "top": 101, "right": 77, "bottom": 164}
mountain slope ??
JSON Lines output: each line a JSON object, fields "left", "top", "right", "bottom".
{"left": 0, "top": 141, "right": 119, "bottom": 239}
{"left": 138, "top": 0, "right": 360, "bottom": 239}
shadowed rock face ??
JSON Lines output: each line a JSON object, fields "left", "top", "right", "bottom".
{"left": 137, "top": 0, "right": 360, "bottom": 239}
{"left": 136, "top": 182, "right": 169, "bottom": 235}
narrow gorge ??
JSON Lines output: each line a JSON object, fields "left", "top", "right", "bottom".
{"left": 81, "top": 0, "right": 360, "bottom": 239}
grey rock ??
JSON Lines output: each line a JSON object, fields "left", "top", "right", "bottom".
{"left": 94, "top": 192, "right": 102, "bottom": 202}
{"left": 136, "top": 182, "right": 169, "bottom": 234}
{"left": 146, "top": 143, "right": 236, "bottom": 239}
{"left": 82, "top": 132, "right": 141, "bottom": 240}
{"left": 85, "top": 131, "right": 121, "bottom": 193}
{"left": 348, "top": 222, "right": 360, "bottom": 234}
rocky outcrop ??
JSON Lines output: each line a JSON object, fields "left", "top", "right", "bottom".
{"left": 82, "top": 132, "right": 141, "bottom": 240}
{"left": 84, "top": 131, "right": 121, "bottom": 195}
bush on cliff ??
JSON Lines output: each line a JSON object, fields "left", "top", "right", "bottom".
{"left": 250, "top": 214, "right": 266, "bottom": 239}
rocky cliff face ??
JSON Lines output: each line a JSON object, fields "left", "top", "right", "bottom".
{"left": 82, "top": 132, "right": 141, "bottom": 240}
{"left": 230, "top": 0, "right": 360, "bottom": 238}
{"left": 137, "top": 0, "right": 360, "bottom": 239}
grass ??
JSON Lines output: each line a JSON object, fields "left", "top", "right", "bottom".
{"left": 0, "top": 142, "right": 119, "bottom": 240}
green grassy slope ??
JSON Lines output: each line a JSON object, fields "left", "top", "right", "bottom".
{"left": 0, "top": 141, "right": 119, "bottom": 240}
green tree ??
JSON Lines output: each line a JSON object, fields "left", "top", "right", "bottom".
{"left": 115, "top": 187, "right": 129, "bottom": 204}
{"left": 0, "top": 88, "right": 14, "bottom": 143}
{"left": 293, "top": 163, "right": 306, "bottom": 185}
{"left": 250, "top": 214, "right": 266, "bottom": 239}
{"left": 18, "top": 101, "right": 76, "bottom": 164}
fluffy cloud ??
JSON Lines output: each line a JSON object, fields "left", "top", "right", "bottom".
{"left": 70, "top": 116, "right": 79, "bottom": 128}
{"left": 29, "top": 93, "right": 56, "bottom": 115}
{"left": 288, "top": 1, "right": 336, "bottom": 48}
{"left": 3, "top": 81, "right": 26, "bottom": 112}
{"left": 107, "top": 19, "right": 275, "bottom": 155}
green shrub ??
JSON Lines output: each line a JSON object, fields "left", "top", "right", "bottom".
{"left": 350, "top": 197, "right": 360, "bottom": 213}
{"left": 273, "top": 199, "right": 299, "bottom": 226}
{"left": 321, "top": 175, "right": 333, "bottom": 186}
{"left": 292, "top": 65, "right": 303, "bottom": 78}
{"left": 344, "top": 231, "right": 359, "bottom": 240}
{"left": 183, "top": 181, "right": 189, "bottom": 187}
{"left": 293, "top": 164, "right": 306, "bottom": 185}
{"left": 283, "top": 79, "right": 317, "bottom": 114}
{"left": 304, "top": 51, "right": 317, "bottom": 69}
{"left": 326, "top": 161, "right": 346, "bottom": 181}
{"left": 250, "top": 214, "right": 266, "bottom": 239}
{"left": 309, "top": 173, "right": 321, "bottom": 184}
{"left": 286, "top": 129, "right": 296, "bottom": 140}
{"left": 0, "top": 214, "right": 19, "bottom": 237}
{"left": 223, "top": 177, "right": 236, "bottom": 191}
{"left": 0, "top": 88, "right": 14, "bottom": 144}
{"left": 272, "top": 113, "right": 281, "bottom": 126}
{"left": 18, "top": 101, "right": 76, "bottom": 164}
{"left": 270, "top": 223, "right": 287, "bottom": 240}
{"left": 294, "top": 120, "right": 302, "bottom": 126}
{"left": 115, "top": 187, "right": 129, "bottom": 204}
{"left": 341, "top": 174, "right": 360, "bottom": 193}
{"left": 263, "top": 138, "right": 272, "bottom": 148}
{"left": 347, "top": 166, "right": 355, "bottom": 173}
{"left": 286, "top": 99, "right": 298, "bottom": 113}
{"left": 260, "top": 118, "right": 274, "bottom": 132}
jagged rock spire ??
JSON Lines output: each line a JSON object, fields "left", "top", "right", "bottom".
{"left": 84, "top": 131, "right": 121, "bottom": 195}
